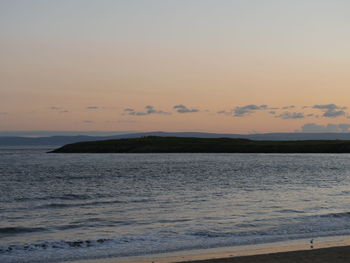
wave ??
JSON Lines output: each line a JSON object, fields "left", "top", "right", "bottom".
{"left": 14, "top": 193, "right": 104, "bottom": 202}
{"left": 4, "top": 215, "right": 350, "bottom": 263}
{"left": 187, "top": 211, "right": 350, "bottom": 240}
{"left": 319, "top": 212, "right": 350, "bottom": 218}
{"left": 0, "top": 227, "right": 46, "bottom": 234}
{"left": 275, "top": 209, "right": 305, "bottom": 213}
{"left": 0, "top": 238, "right": 111, "bottom": 254}
{"left": 34, "top": 198, "right": 153, "bottom": 209}
{"left": 190, "top": 230, "right": 236, "bottom": 238}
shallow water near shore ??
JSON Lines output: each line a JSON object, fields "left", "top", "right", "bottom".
{"left": 2, "top": 147, "right": 350, "bottom": 262}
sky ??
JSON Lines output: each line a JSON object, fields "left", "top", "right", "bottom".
{"left": 1, "top": 0, "right": 350, "bottom": 134}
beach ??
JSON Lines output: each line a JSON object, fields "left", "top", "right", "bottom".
{"left": 3, "top": 150, "right": 350, "bottom": 263}
{"left": 183, "top": 245, "right": 350, "bottom": 263}
{"left": 178, "top": 245, "right": 350, "bottom": 263}
{"left": 66, "top": 246, "right": 350, "bottom": 263}
{"left": 66, "top": 236, "right": 350, "bottom": 263}
{"left": 3, "top": 0, "right": 350, "bottom": 262}
{"left": 174, "top": 246, "right": 350, "bottom": 263}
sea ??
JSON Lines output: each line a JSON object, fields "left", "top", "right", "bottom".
{"left": 2, "top": 147, "right": 350, "bottom": 262}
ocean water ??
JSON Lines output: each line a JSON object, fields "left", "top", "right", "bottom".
{"left": 2, "top": 147, "right": 350, "bottom": 262}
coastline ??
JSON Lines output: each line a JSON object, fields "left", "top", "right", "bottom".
{"left": 50, "top": 137, "right": 350, "bottom": 153}
{"left": 66, "top": 235, "right": 350, "bottom": 263}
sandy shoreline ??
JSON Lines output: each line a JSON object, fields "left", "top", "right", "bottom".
{"left": 176, "top": 246, "right": 350, "bottom": 263}
{"left": 66, "top": 235, "right": 350, "bottom": 263}
{"left": 67, "top": 246, "right": 350, "bottom": 263}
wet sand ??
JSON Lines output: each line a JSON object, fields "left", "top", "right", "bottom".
{"left": 67, "top": 236, "right": 350, "bottom": 263}
{"left": 177, "top": 246, "right": 350, "bottom": 263}
{"left": 67, "top": 246, "right": 350, "bottom": 263}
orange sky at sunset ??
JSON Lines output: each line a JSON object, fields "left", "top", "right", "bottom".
{"left": 1, "top": 0, "right": 350, "bottom": 134}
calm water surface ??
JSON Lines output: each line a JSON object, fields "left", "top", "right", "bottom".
{"left": 1, "top": 147, "right": 350, "bottom": 262}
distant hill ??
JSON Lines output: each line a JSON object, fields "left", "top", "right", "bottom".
{"left": 50, "top": 136, "right": 350, "bottom": 154}
{"left": 3, "top": 131, "right": 350, "bottom": 146}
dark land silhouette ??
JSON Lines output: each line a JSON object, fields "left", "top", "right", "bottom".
{"left": 5, "top": 132, "right": 350, "bottom": 146}
{"left": 50, "top": 136, "right": 350, "bottom": 153}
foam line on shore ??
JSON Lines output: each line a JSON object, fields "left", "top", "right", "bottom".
{"left": 66, "top": 235, "right": 350, "bottom": 263}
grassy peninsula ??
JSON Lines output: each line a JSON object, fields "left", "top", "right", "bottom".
{"left": 50, "top": 136, "right": 350, "bottom": 153}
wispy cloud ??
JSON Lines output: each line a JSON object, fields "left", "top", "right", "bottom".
{"left": 281, "top": 105, "right": 295, "bottom": 110}
{"left": 83, "top": 120, "right": 93, "bottom": 123}
{"left": 49, "top": 106, "right": 63, "bottom": 110}
{"left": 49, "top": 106, "right": 70, "bottom": 113}
{"left": 300, "top": 123, "right": 350, "bottom": 133}
{"left": 234, "top": 104, "right": 268, "bottom": 117}
{"left": 276, "top": 112, "right": 305, "bottom": 119}
{"left": 173, "top": 104, "right": 199, "bottom": 113}
{"left": 217, "top": 110, "right": 232, "bottom": 116}
{"left": 106, "top": 120, "right": 138, "bottom": 123}
{"left": 312, "top": 104, "right": 346, "bottom": 118}
{"left": 86, "top": 106, "right": 99, "bottom": 110}
{"left": 123, "top": 105, "right": 171, "bottom": 116}
{"left": 217, "top": 104, "right": 269, "bottom": 117}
